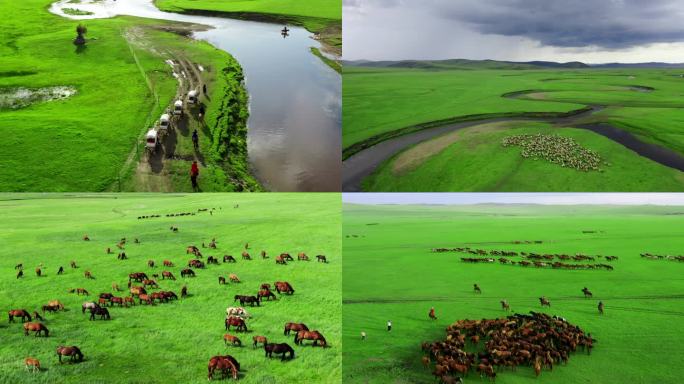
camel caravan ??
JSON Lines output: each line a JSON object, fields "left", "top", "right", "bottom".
{"left": 7, "top": 225, "right": 333, "bottom": 378}
{"left": 641, "top": 252, "right": 684, "bottom": 262}
{"left": 422, "top": 312, "right": 596, "bottom": 383}
{"left": 502, "top": 133, "right": 603, "bottom": 172}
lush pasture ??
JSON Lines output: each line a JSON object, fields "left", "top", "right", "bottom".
{"left": 0, "top": 193, "right": 341, "bottom": 383}
{"left": 0, "top": 0, "right": 256, "bottom": 192}
{"left": 363, "top": 121, "right": 684, "bottom": 191}
{"left": 343, "top": 203, "right": 684, "bottom": 383}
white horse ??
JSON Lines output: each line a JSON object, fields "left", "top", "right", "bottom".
{"left": 226, "top": 306, "right": 251, "bottom": 319}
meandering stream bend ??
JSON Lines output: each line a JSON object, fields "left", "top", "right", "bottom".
{"left": 51, "top": 0, "right": 341, "bottom": 192}
{"left": 342, "top": 105, "right": 684, "bottom": 191}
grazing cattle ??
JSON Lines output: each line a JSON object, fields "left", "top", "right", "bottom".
{"left": 225, "top": 317, "right": 248, "bottom": 332}
{"left": 162, "top": 271, "right": 176, "bottom": 280}
{"left": 68, "top": 288, "right": 89, "bottom": 296}
{"left": 23, "top": 322, "right": 49, "bottom": 337}
{"left": 8, "top": 309, "right": 32, "bottom": 323}
{"left": 234, "top": 295, "right": 260, "bottom": 307}
{"left": 295, "top": 330, "right": 327, "bottom": 347}
{"left": 274, "top": 281, "right": 294, "bottom": 295}
{"left": 219, "top": 276, "right": 227, "bottom": 285}
{"left": 89, "top": 307, "right": 110, "bottom": 320}
{"left": 226, "top": 307, "right": 250, "bottom": 319}
{"left": 56, "top": 346, "right": 83, "bottom": 363}
{"left": 253, "top": 335, "right": 267, "bottom": 348}
{"left": 258, "top": 289, "right": 277, "bottom": 301}
{"left": 261, "top": 250, "right": 267, "bottom": 259}
{"left": 264, "top": 343, "right": 295, "bottom": 361}
{"left": 223, "top": 255, "right": 236, "bottom": 263}
{"left": 35, "top": 268, "right": 41, "bottom": 277}
{"left": 474, "top": 284, "right": 482, "bottom": 294}
{"left": 163, "top": 260, "right": 174, "bottom": 267}
{"left": 539, "top": 296, "right": 551, "bottom": 307}
{"left": 316, "top": 255, "right": 328, "bottom": 263}
{"left": 24, "top": 357, "right": 40, "bottom": 373}
{"left": 284, "top": 322, "right": 309, "bottom": 335}
{"left": 84, "top": 271, "right": 93, "bottom": 279}
{"left": 148, "top": 260, "right": 155, "bottom": 268}
{"left": 241, "top": 251, "right": 251, "bottom": 260}
{"left": 275, "top": 255, "right": 287, "bottom": 265}
{"left": 207, "top": 356, "right": 239, "bottom": 381}
{"left": 181, "top": 269, "right": 195, "bottom": 278}
{"left": 57, "top": 266, "right": 64, "bottom": 275}
{"left": 297, "top": 252, "right": 309, "bottom": 261}
{"left": 81, "top": 302, "right": 99, "bottom": 313}
{"left": 229, "top": 273, "right": 240, "bottom": 283}
{"left": 223, "top": 334, "right": 242, "bottom": 346}
{"left": 501, "top": 300, "right": 510, "bottom": 312}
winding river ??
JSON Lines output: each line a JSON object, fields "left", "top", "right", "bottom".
{"left": 51, "top": 0, "right": 341, "bottom": 192}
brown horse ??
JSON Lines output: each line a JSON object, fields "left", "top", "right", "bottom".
{"left": 130, "top": 286, "right": 147, "bottom": 296}
{"left": 261, "top": 250, "right": 267, "bottom": 259}
{"left": 223, "top": 255, "right": 236, "bottom": 263}
{"left": 598, "top": 301, "right": 604, "bottom": 315}
{"left": 35, "top": 268, "right": 42, "bottom": 277}
{"left": 163, "top": 260, "right": 174, "bottom": 267}
{"left": 148, "top": 260, "right": 155, "bottom": 268}
{"left": 539, "top": 296, "right": 551, "bottom": 307}
{"left": 84, "top": 270, "right": 93, "bottom": 279}
{"left": 83, "top": 234, "right": 90, "bottom": 241}
{"left": 162, "top": 271, "right": 176, "bottom": 280}
{"left": 219, "top": 276, "right": 227, "bottom": 285}
{"left": 110, "top": 297, "right": 124, "bottom": 307}
{"left": 124, "top": 297, "right": 135, "bottom": 307}
{"left": 229, "top": 273, "right": 240, "bottom": 283}
{"left": 69, "top": 288, "right": 89, "bottom": 296}
{"left": 297, "top": 252, "right": 309, "bottom": 261}
{"left": 223, "top": 334, "right": 242, "bottom": 346}
{"left": 582, "top": 287, "right": 593, "bottom": 298}
{"left": 32, "top": 312, "right": 44, "bottom": 322}
{"left": 241, "top": 251, "right": 251, "bottom": 260}
{"left": 275, "top": 281, "right": 294, "bottom": 295}
{"left": 56, "top": 346, "right": 83, "bottom": 363}
{"left": 70, "top": 261, "right": 78, "bottom": 268}
{"left": 225, "top": 317, "right": 248, "bottom": 332}
{"left": 186, "top": 245, "right": 201, "bottom": 255}
{"left": 284, "top": 322, "right": 309, "bottom": 335}
{"left": 23, "top": 322, "right": 49, "bottom": 337}
{"left": 280, "top": 253, "right": 294, "bottom": 261}
{"left": 138, "top": 294, "right": 153, "bottom": 305}
{"left": 142, "top": 279, "right": 158, "bottom": 288}
{"left": 253, "top": 335, "right": 267, "bottom": 348}
{"left": 89, "top": 307, "right": 110, "bottom": 320}
{"left": 264, "top": 343, "right": 295, "bottom": 360}
{"left": 257, "top": 289, "right": 277, "bottom": 301}
{"left": 42, "top": 305, "right": 59, "bottom": 314}
{"left": 181, "top": 268, "right": 195, "bottom": 278}
{"left": 295, "top": 330, "right": 327, "bottom": 347}
{"left": 47, "top": 300, "right": 64, "bottom": 310}
{"left": 207, "top": 355, "right": 238, "bottom": 380}
{"left": 24, "top": 357, "right": 40, "bottom": 372}
{"left": 8, "top": 309, "right": 32, "bottom": 323}
{"left": 501, "top": 300, "right": 510, "bottom": 312}
{"left": 275, "top": 255, "right": 287, "bottom": 265}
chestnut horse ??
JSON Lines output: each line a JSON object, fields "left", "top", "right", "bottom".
{"left": 23, "top": 322, "right": 49, "bottom": 337}
{"left": 257, "top": 289, "right": 277, "bottom": 301}
{"left": 24, "top": 357, "right": 40, "bottom": 372}
{"left": 284, "top": 322, "right": 309, "bottom": 335}
{"left": 295, "top": 330, "right": 327, "bottom": 347}
{"left": 162, "top": 271, "right": 176, "bottom": 280}
{"left": 297, "top": 252, "right": 309, "bottom": 261}
{"left": 207, "top": 356, "right": 238, "bottom": 380}
{"left": 223, "top": 334, "right": 242, "bottom": 346}
{"left": 275, "top": 255, "right": 287, "bottom": 265}
{"left": 253, "top": 335, "right": 267, "bottom": 348}
{"left": 56, "top": 346, "right": 83, "bottom": 363}
{"left": 241, "top": 251, "right": 251, "bottom": 260}
{"left": 8, "top": 309, "right": 32, "bottom": 323}
{"left": 275, "top": 281, "right": 294, "bottom": 295}
{"left": 225, "top": 317, "right": 248, "bottom": 332}
{"left": 264, "top": 343, "right": 295, "bottom": 361}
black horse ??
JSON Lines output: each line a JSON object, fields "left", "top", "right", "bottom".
{"left": 235, "top": 295, "right": 260, "bottom": 307}
{"left": 89, "top": 307, "right": 110, "bottom": 321}
{"left": 181, "top": 268, "right": 196, "bottom": 278}
{"left": 264, "top": 343, "right": 295, "bottom": 361}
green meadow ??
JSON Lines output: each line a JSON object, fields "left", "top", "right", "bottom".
{"left": 343, "top": 203, "right": 684, "bottom": 383}
{"left": 0, "top": 193, "right": 341, "bottom": 383}
{"left": 0, "top": 0, "right": 257, "bottom": 192}
{"left": 343, "top": 66, "right": 684, "bottom": 191}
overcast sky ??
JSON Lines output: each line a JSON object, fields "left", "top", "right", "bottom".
{"left": 343, "top": 0, "right": 684, "bottom": 63}
{"left": 342, "top": 193, "right": 684, "bottom": 205}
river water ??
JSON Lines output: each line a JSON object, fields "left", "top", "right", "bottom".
{"left": 50, "top": 0, "right": 341, "bottom": 191}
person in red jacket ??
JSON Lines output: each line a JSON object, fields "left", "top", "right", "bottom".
{"left": 190, "top": 161, "right": 199, "bottom": 191}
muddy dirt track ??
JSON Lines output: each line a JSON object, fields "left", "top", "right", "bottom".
{"left": 342, "top": 93, "right": 684, "bottom": 191}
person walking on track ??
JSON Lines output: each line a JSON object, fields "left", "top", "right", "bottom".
{"left": 192, "top": 129, "right": 199, "bottom": 150}
{"left": 190, "top": 161, "right": 199, "bottom": 191}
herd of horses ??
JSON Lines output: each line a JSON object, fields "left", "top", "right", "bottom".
{"left": 641, "top": 252, "right": 684, "bottom": 262}
{"left": 7, "top": 227, "right": 332, "bottom": 379}
{"left": 422, "top": 312, "right": 596, "bottom": 383}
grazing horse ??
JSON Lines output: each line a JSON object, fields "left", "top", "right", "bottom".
{"left": 428, "top": 307, "right": 437, "bottom": 320}
{"left": 258, "top": 289, "right": 277, "bottom": 301}
{"left": 181, "top": 285, "right": 188, "bottom": 298}
{"left": 477, "top": 363, "right": 496, "bottom": 381}
{"left": 501, "top": 300, "right": 510, "bottom": 312}
{"left": 260, "top": 283, "right": 271, "bottom": 290}
{"left": 32, "top": 311, "right": 44, "bottom": 322}
{"left": 124, "top": 297, "right": 135, "bottom": 307}
{"left": 219, "top": 276, "right": 226, "bottom": 285}
{"left": 110, "top": 297, "right": 124, "bottom": 307}
{"left": 207, "top": 256, "right": 219, "bottom": 265}
{"left": 188, "top": 259, "right": 204, "bottom": 269}
{"left": 297, "top": 252, "right": 309, "bottom": 261}
{"left": 41, "top": 305, "right": 59, "bottom": 314}
{"left": 130, "top": 286, "right": 146, "bottom": 296}
{"left": 81, "top": 302, "right": 99, "bottom": 313}
{"left": 57, "top": 266, "right": 64, "bottom": 275}
{"left": 24, "top": 357, "right": 40, "bottom": 372}
{"left": 142, "top": 279, "right": 158, "bottom": 288}
{"left": 316, "top": 255, "right": 327, "bottom": 263}
{"left": 181, "top": 268, "right": 195, "bottom": 278}
{"left": 234, "top": 295, "right": 260, "bottom": 307}
{"left": 56, "top": 346, "right": 83, "bottom": 363}
{"left": 35, "top": 268, "right": 41, "bottom": 277}
{"left": 69, "top": 288, "right": 89, "bottom": 296}
{"left": 295, "top": 330, "right": 327, "bottom": 347}
{"left": 275, "top": 255, "right": 287, "bottom": 265}
{"left": 89, "top": 307, "right": 110, "bottom": 320}
{"left": 83, "top": 234, "right": 90, "bottom": 241}
{"left": 534, "top": 356, "right": 542, "bottom": 377}
{"left": 148, "top": 260, "right": 155, "bottom": 268}
{"left": 225, "top": 317, "right": 248, "bottom": 332}
{"left": 207, "top": 356, "right": 238, "bottom": 381}
{"left": 229, "top": 273, "right": 240, "bottom": 283}
{"left": 23, "top": 322, "right": 49, "bottom": 337}
{"left": 162, "top": 271, "right": 176, "bottom": 280}
{"left": 226, "top": 307, "right": 250, "bottom": 319}
{"left": 280, "top": 253, "right": 294, "bottom": 261}
{"left": 128, "top": 272, "right": 148, "bottom": 282}
{"left": 473, "top": 284, "right": 482, "bottom": 294}
{"left": 47, "top": 300, "right": 64, "bottom": 310}
{"left": 186, "top": 246, "right": 202, "bottom": 257}
{"left": 582, "top": 287, "right": 593, "bottom": 298}
{"left": 84, "top": 270, "right": 93, "bottom": 279}
{"left": 112, "top": 283, "right": 121, "bottom": 291}
{"left": 261, "top": 250, "right": 267, "bottom": 259}
{"left": 163, "top": 260, "right": 174, "bottom": 267}
{"left": 241, "top": 251, "right": 251, "bottom": 260}
{"left": 138, "top": 294, "right": 153, "bottom": 305}
{"left": 117, "top": 252, "right": 128, "bottom": 260}
{"left": 284, "top": 322, "right": 309, "bottom": 335}
{"left": 70, "top": 261, "right": 78, "bottom": 269}
{"left": 539, "top": 296, "right": 551, "bottom": 307}
{"left": 15, "top": 263, "right": 23, "bottom": 270}
{"left": 264, "top": 343, "right": 295, "bottom": 361}
{"left": 223, "top": 334, "right": 242, "bottom": 346}
{"left": 274, "top": 281, "right": 294, "bottom": 295}
{"left": 223, "top": 255, "right": 236, "bottom": 263}
{"left": 8, "top": 309, "right": 32, "bottom": 323}
{"left": 106, "top": 247, "right": 112, "bottom": 254}
{"left": 16, "top": 270, "right": 23, "bottom": 279}
{"left": 253, "top": 335, "right": 267, "bottom": 348}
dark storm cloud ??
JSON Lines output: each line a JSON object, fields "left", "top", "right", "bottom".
{"left": 434, "top": 0, "right": 684, "bottom": 48}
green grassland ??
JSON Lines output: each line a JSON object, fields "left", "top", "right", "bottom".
{"left": 0, "top": 193, "right": 341, "bottom": 383}
{"left": 363, "top": 121, "right": 684, "bottom": 191}
{"left": 154, "top": 0, "right": 342, "bottom": 54}
{"left": 0, "top": 0, "right": 257, "bottom": 192}
{"left": 343, "top": 203, "right": 684, "bottom": 383}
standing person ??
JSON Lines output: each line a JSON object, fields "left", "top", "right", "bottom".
{"left": 192, "top": 129, "right": 199, "bottom": 150}
{"left": 429, "top": 307, "right": 437, "bottom": 320}
{"left": 387, "top": 320, "right": 392, "bottom": 332}
{"left": 190, "top": 161, "right": 199, "bottom": 191}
